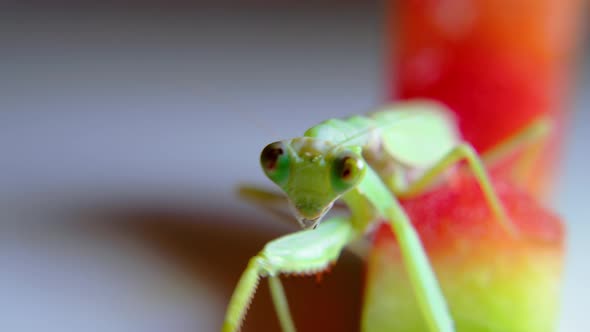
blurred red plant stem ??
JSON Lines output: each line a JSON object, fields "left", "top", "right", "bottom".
{"left": 387, "top": 0, "right": 585, "bottom": 199}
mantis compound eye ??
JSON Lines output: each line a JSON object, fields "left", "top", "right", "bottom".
{"left": 260, "top": 141, "right": 290, "bottom": 185}
{"left": 331, "top": 152, "right": 366, "bottom": 193}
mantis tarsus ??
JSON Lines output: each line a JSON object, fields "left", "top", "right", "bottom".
{"left": 222, "top": 100, "right": 549, "bottom": 332}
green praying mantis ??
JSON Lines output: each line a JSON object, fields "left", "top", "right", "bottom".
{"left": 222, "top": 100, "right": 549, "bottom": 332}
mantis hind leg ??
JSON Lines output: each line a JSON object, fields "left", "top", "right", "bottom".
{"left": 222, "top": 217, "right": 354, "bottom": 332}
{"left": 481, "top": 116, "right": 552, "bottom": 188}
{"left": 397, "top": 143, "right": 515, "bottom": 235}
{"left": 396, "top": 116, "right": 550, "bottom": 235}
{"left": 481, "top": 116, "right": 551, "bottom": 167}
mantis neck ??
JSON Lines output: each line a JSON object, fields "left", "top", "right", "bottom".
{"left": 341, "top": 166, "right": 396, "bottom": 233}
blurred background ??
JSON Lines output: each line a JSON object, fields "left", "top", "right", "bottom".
{"left": 0, "top": 1, "right": 588, "bottom": 331}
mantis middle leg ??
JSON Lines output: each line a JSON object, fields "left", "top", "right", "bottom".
{"left": 354, "top": 169, "right": 455, "bottom": 332}
{"left": 384, "top": 202, "right": 455, "bottom": 332}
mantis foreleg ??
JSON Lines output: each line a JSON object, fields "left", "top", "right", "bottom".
{"left": 222, "top": 217, "right": 354, "bottom": 332}
{"left": 237, "top": 185, "right": 369, "bottom": 258}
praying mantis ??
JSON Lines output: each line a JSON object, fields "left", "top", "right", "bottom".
{"left": 222, "top": 100, "right": 549, "bottom": 332}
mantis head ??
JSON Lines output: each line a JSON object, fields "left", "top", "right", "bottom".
{"left": 260, "top": 137, "right": 366, "bottom": 229}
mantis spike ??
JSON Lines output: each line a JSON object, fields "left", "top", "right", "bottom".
{"left": 222, "top": 257, "right": 264, "bottom": 332}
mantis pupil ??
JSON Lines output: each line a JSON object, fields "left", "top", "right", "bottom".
{"left": 340, "top": 158, "right": 352, "bottom": 179}
{"left": 331, "top": 153, "right": 363, "bottom": 193}
{"left": 267, "top": 149, "right": 282, "bottom": 169}
{"left": 261, "top": 143, "right": 284, "bottom": 171}
{"left": 333, "top": 154, "right": 363, "bottom": 184}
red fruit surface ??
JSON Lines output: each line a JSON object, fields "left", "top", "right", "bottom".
{"left": 395, "top": 174, "right": 564, "bottom": 255}
{"left": 362, "top": 174, "right": 565, "bottom": 331}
